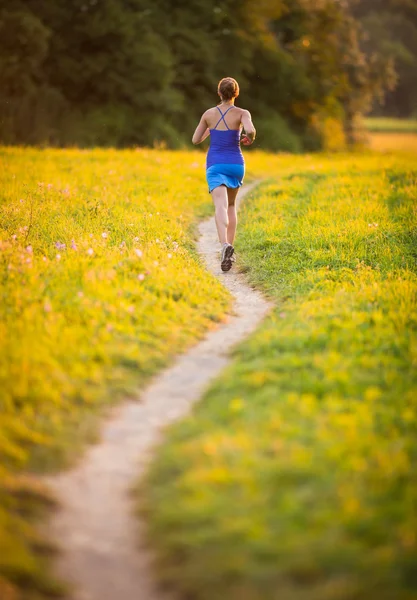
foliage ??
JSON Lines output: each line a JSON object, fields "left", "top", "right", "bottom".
{"left": 350, "top": 0, "right": 417, "bottom": 117}
{"left": 0, "top": 0, "right": 407, "bottom": 149}
{"left": 254, "top": 115, "right": 302, "bottom": 153}
{"left": 143, "top": 150, "right": 417, "bottom": 600}
{"left": 0, "top": 146, "right": 231, "bottom": 598}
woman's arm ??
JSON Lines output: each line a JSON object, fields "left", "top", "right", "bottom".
{"left": 241, "top": 109, "right": 256, "bottom": 144}
{"left": 192, "top": 113, "right": 210, "bottom": 145}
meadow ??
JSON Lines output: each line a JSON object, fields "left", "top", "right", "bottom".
{"left": 1, "top": 141, "right": 416, "bottom": 599}
{"left": 143, "top": 151, "right": 417, "bottom": 600}
{"left": 364, "top": 117, "right": 417, "bottom": 133}
{"left": 368, "top": 132, "right": 417, "bottom": 153}
{"left": 0, "top": 147, "right": 238, "bottom": 599}
{"left": 364, "top": 118, "right": 417, "bottom": 152}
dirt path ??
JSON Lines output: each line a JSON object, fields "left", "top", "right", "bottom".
{"left": 45, "top": 181, "right": 272, "bottom": 600}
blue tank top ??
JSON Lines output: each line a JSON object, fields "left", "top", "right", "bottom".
{"left": 206, "top": 106, "right": 244, "bottom": 169}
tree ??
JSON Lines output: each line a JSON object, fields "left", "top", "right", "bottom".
{"left": 0, "top": 0, "right": 408, "bottom": 147}
{"left": 349, "top": 0, "right": 417, "bottom": 117}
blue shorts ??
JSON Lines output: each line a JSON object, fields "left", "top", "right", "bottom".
{"left": 206, "top": 163, "right": 245, "bottom": 193}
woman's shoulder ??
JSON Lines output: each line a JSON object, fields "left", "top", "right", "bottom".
{"left": 203, "top": 105, "right": 248, "bottom": 119}
{"left": 235, "top": 106, "right": 250, "bottom": 115}
{"left": 204, "top": 105, "right": 247, "bottom": 113}
{"left": 230, "top": 106, "right": 251, "bottom": 118}
{"left": 203, "top": 106, "right": 219, "bottom": 116}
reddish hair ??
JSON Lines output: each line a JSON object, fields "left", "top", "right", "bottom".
{"left": 218, "top": 77, "right": 239, "bottom": 101}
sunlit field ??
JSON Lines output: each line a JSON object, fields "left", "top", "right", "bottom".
{"left": 364, "top": 117, "right": 417, "bottom": 132}
{"left": 364, "top": 118, "right": 417, "bottom": 153}
{"left": 0, "top": 146, "right": 236, "bottom": 599}
{"left": 144, "top": 151, "right": 417, "bottom": 600}
{"left": 1, "top": 144, "right": 416, "bottom": 599}
{"left": 368, "top": 132, "right": 417, "bottom": 152}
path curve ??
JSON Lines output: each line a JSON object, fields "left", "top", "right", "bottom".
{"left": 45, "top": 181, "right": 272, "bottom": 600}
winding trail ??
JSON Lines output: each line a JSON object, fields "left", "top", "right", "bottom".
{"left": 45, "top": 181, "right": 272, "bottom": 600}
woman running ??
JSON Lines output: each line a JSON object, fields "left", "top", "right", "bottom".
{"left": 192, "top": 77, "right": 256, "bottom": 271}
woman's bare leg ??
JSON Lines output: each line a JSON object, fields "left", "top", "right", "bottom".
{"left": 211, "top": 186, "right": 229, "bottom": 245}
{"left": 226, "top": 187, "right": 239, "bottom": 245}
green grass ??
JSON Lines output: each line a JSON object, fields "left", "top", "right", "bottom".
{"left": 364, "top": 117, "right": 417, "bottom": 133}
{"left": 363, "top": 119, "right": 417, "bottom": 153}
{"left": 0, "top": 146, "right": 232, "bottom": 599}
{"left": 143, "top": 153, "right": 417, "bottom": 600}
{"left": 2, "top": 146, "right": 417, "bottom": 600}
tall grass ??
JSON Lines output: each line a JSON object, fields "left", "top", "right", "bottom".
{"left": 0, "top": 146, "right": 231, "bottom": 599}
{"left": 1, "top": 144, "right": 416, "bottom": 599}
{"left": 143, "top": 152, "right": 417, "bottom": 600}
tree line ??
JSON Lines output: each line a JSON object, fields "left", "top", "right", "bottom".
{"left": 0, "top": 0, "right": 416, "bottom": 150}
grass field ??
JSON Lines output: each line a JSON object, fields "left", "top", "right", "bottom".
{"left": 368, "top": 132, "right": 417, "bottom": 152}
{"left": 363, "top": 118, "right": 417, "bottom": 152}
{"left": 0, "top": 147, "right": 237, "bottom": 599}
{"left": 143, "top": 152, "right": 417, "bottom": 600}
{"left": 364, "top": 117, "right": 417, "bottom": 133}
{"left": 364, "top": 118, "right": 417, "bottom": 152}
{"left": 1, "top": 143, "right": 416, "bottom": 599}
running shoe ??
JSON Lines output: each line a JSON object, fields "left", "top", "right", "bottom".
{"left": 221, "top": 243, "right": 234, "bottom": 272}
